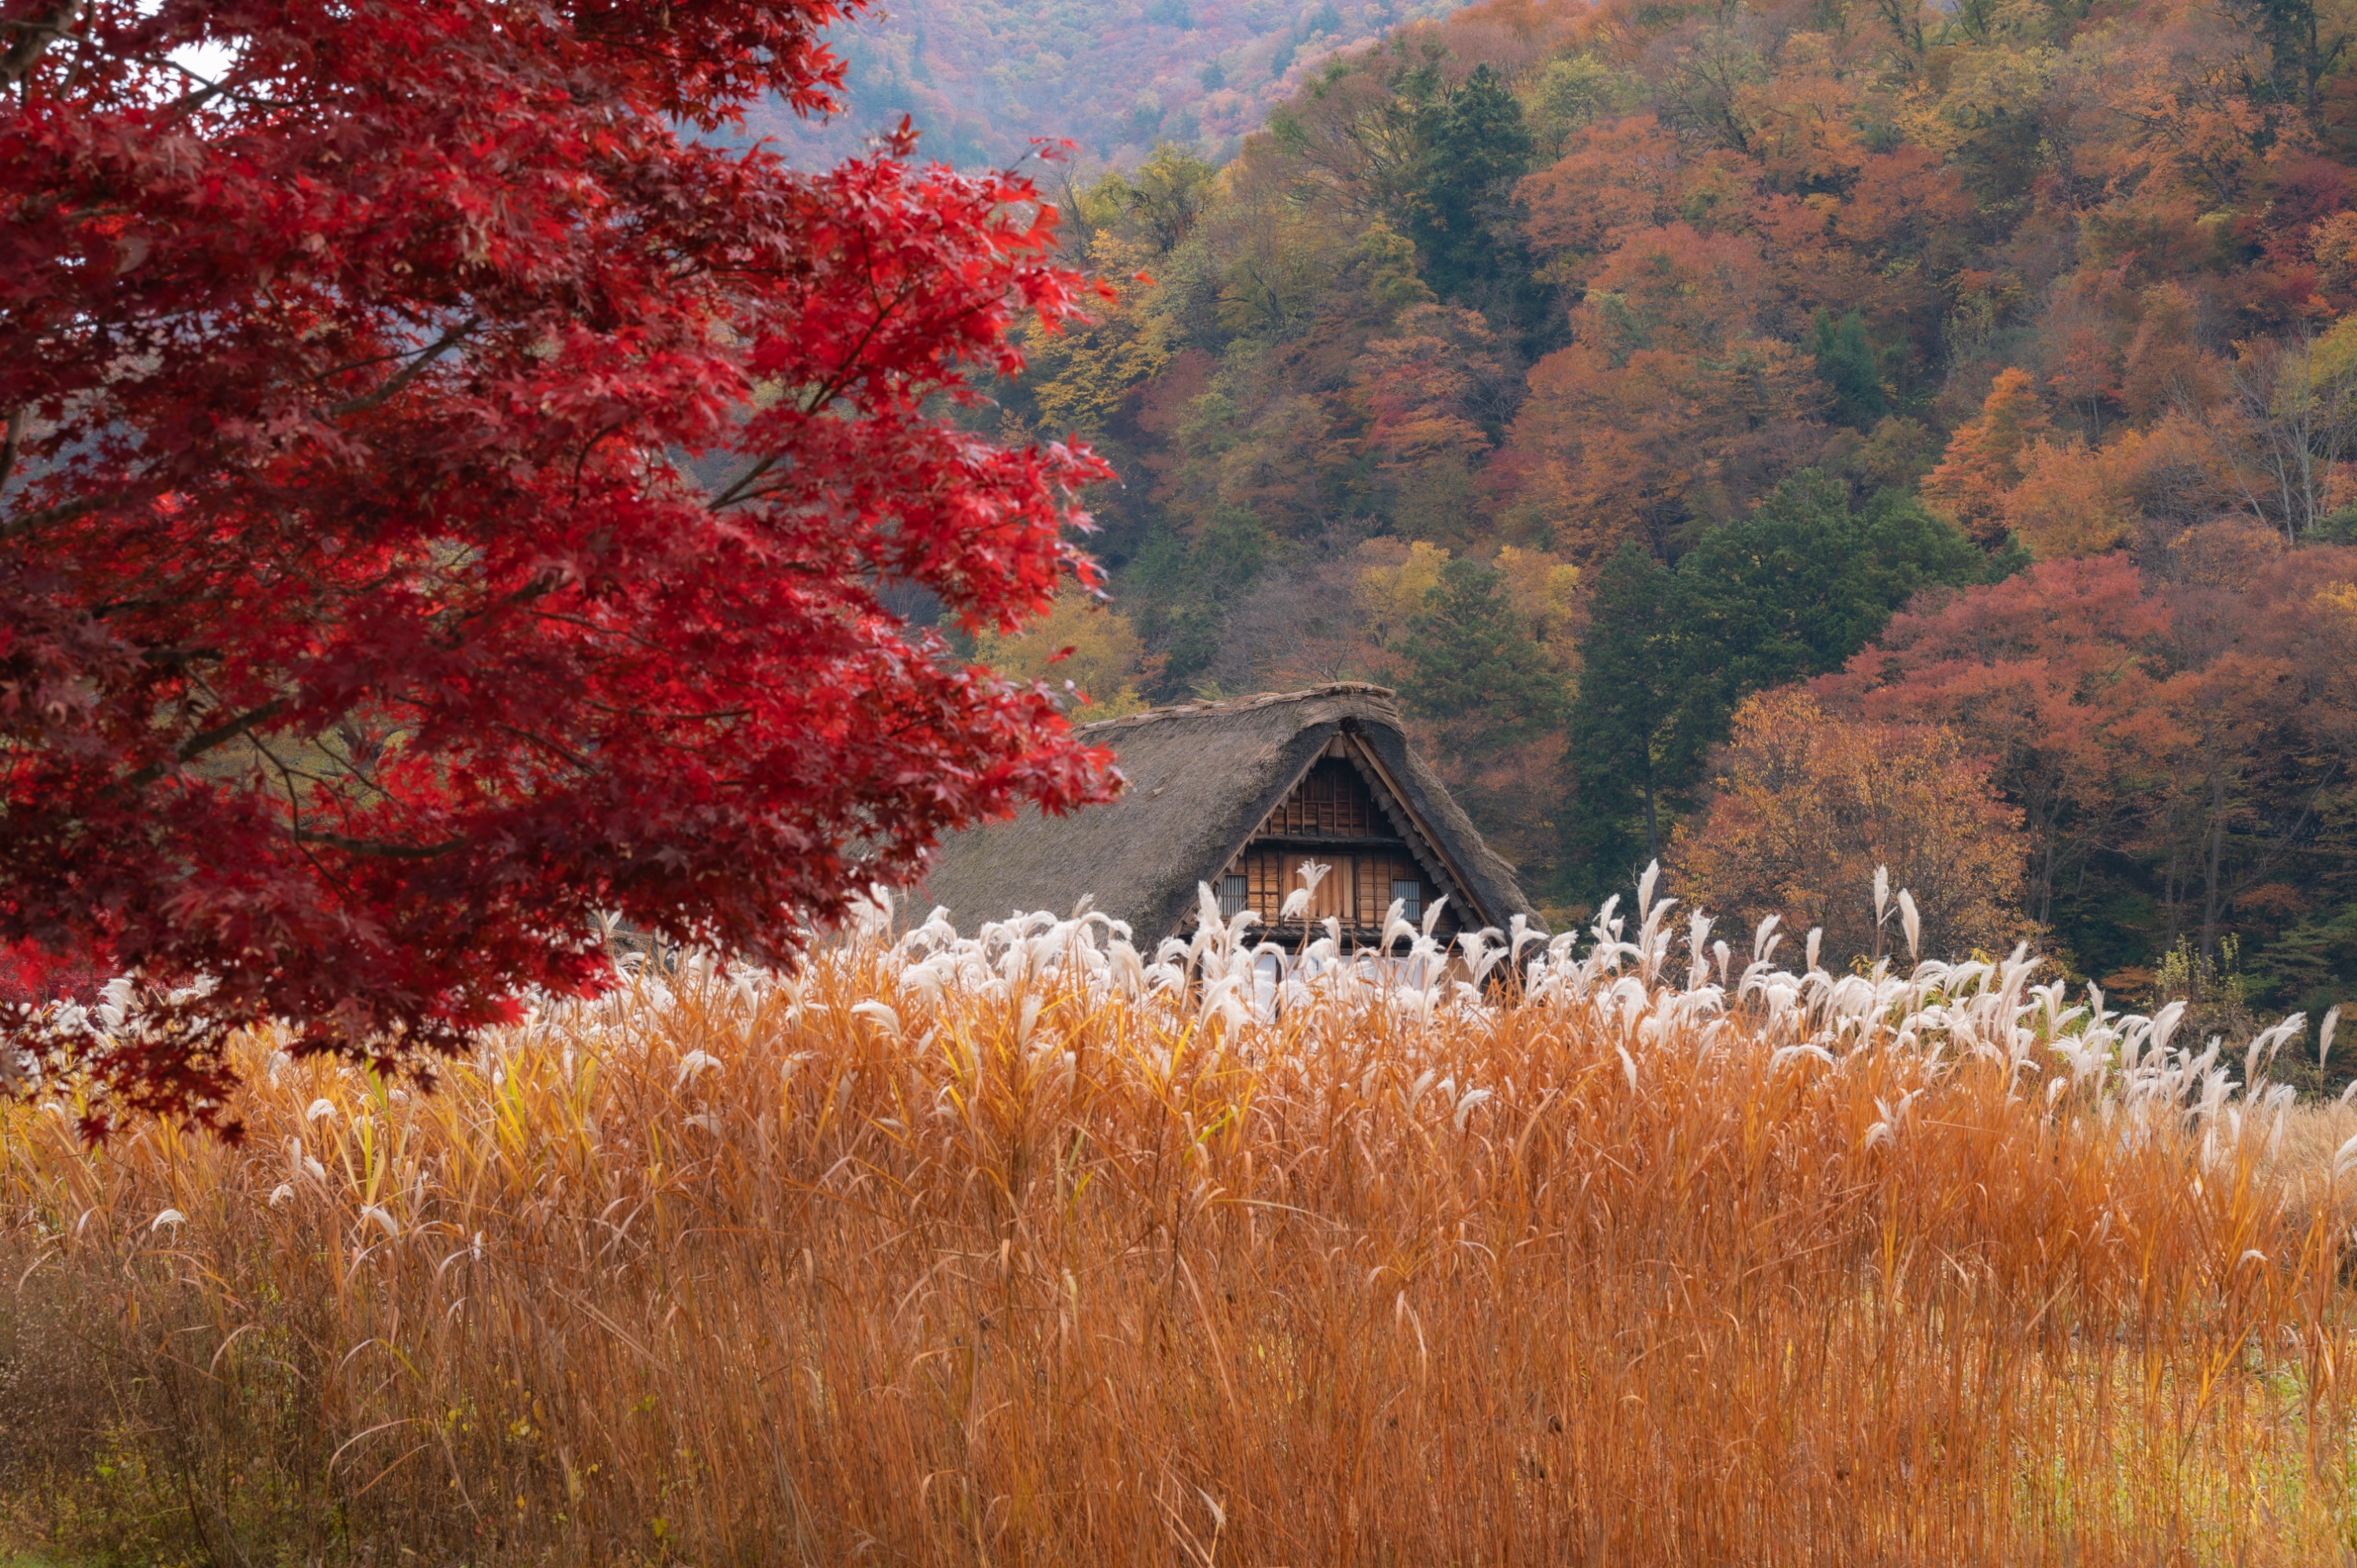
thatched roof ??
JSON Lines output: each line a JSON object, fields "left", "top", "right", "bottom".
{"left": 911, "top": 683, "right": 1533, "bottom": 943}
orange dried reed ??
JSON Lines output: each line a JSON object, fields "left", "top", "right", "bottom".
{"left": 0, "top": 914, "right": 2350, "bottom": 1565}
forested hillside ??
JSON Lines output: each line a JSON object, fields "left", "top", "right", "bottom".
{"left": 977, "top": 0, "right": 2357, "bottom": 1019}
{"left": 749, "top": 0, "right": 1470, "bottom": 168}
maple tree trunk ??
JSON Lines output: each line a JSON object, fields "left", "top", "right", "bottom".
{"left": 0, "top": 1, "right": 79, "bottom": 90}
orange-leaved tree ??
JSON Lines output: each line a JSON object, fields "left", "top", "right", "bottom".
{"left": 1921, "top": 368, "right": 2054, "bottom": 546}
{"left": 1673, "top": 688, "right": 2029, "bottom": 964}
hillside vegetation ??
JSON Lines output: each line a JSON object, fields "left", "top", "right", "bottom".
{"left": 748, "top": 0, "right": 1471, "bottom": 168}
{"left": 3, "top": 900, "right": 2355, "bottom": 1563}
{"left": 983, "top": 0, "right": 2357, "bottom": 1028}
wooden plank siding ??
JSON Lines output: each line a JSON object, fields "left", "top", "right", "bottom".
{"left": 1219, "top": 750, "right": 1458, "bottom": 944}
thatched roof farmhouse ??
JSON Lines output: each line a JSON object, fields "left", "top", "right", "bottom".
{"left": 915, "top": 683, "right": 1532, "bottom": 946}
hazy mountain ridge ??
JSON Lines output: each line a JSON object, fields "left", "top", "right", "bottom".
{"left": 747, "top": 0, "right": 1472, "bottom": 169}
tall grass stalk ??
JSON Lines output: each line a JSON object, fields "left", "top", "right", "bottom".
{"left": 2, "top": 890, "right": 2353, "bottom": 1563}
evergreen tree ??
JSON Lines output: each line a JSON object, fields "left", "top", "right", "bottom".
{"left": 1566, "top": 544, "right": 1684, "bottom": 884}
{"left": 1812, "top": 309, "right": 1889, "bottom": 428}
{"left": 1566, "top": 474, "right": 1992, "bottom": 899}
{"left": 1385, "top": 64, "right": 1551, "bottom": 346}
{"left": 1401, "top": 557, "right": 1568, "bottom": 753}
{"left": 1671, "top": 471, "right": 1985, "bottom": 742}
{"left": 1127, "top": 509, "right": 1270, "bottom": 696}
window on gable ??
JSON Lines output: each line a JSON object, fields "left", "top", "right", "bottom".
{"left": 1391, "top": 877, "right": 1422, "bottom": 924}
{"left": 1217, "top": 873, "right": 1249, "bottom": 919}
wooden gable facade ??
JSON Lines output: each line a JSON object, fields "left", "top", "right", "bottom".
{"left": 1214, "top": 735, "right": 1464, "bottom": 942}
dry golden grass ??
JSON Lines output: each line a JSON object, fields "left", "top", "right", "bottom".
{"left": 1, "top": 900, "right": 2353, "bottom": 1565}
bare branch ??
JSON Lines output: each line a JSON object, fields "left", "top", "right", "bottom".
{"left": 325, "top": 319, "right": 479, "bottom": 419}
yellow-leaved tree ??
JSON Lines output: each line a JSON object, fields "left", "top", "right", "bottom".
{"left": 973, "top": 588, "right": 1152, "bottom": 720}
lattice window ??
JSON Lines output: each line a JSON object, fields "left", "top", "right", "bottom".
{"left": 1391, "top": 877, "right": 1422, "bottom": 923}
{"left": 1216, "top": 873, "right": 1249, "bottom": 919}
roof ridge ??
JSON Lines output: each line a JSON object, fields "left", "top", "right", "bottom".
{"left": 1077, "top": 682, "right": 1398, "bottom": 732}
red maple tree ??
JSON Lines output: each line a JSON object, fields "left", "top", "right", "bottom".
{"left": 0, "top": 0, "right": 1120, "bottom": 1133}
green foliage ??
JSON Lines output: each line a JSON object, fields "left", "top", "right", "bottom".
{"left": 1519, "top": 52, "right": 1636, "bottom": 152}
{"left": 2154, "top": 933, "right": 2260, "bottom": 1049}
{"left": 1566, "top": 474, "right": 1990, "bottom": 896}
{"left": 1400, "top": 557, "right": 1570, "bottom": 751}
{"left": 1353, "top": 219, "right": 1439, "bottom": 320}
{"left": 1566, "top": 544, "right": 1684, "bottom": 885}
{"left": 1080, "top": 145, "right": 1219, "bottom": 255}
{"left": 1674, "top": 472, "right": 1988, "bottom": 700}
{"left": 1813, "top": 310, "right": 1890, "bottom": 429}
{"left": 1127, "top": 510, "right": 1271, "bottom": 696}
{"left": 1384, "top": 64, "right": 1549, "bottom": 339}
{"left": 2253, "top": 904, "right": 2357, "bottom": 1017}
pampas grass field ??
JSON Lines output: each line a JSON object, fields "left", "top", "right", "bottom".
{"left": 2, "top": 885, "right": 2355, "bottom": 1565}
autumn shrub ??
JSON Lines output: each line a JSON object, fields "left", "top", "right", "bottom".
{"left": 2, "top": 892, "right": 2354, "bottom": 1565}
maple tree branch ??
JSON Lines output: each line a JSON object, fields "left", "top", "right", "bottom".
{"left": 0, "top": 493, "right": 106, "bottom": 544}
{"left": 497, "top": 723, "right": 595, "bottom": 771}
{"left": 289, "top": 828, "right": 460, "bottom": 860}
{"left": 0, "top": 408, "right": 23, "bottom": 496}
{"left": 0, "top": 2, "right": 80, "bottom": 92}
{"left": 138, "top": 52, "right": 299, "bottom": 114}
{"left": 709, "top": 450, "right": 783, "bottom": 510}
{"left": 325, "top": 320, "right": 478, "bottom": 419}
{"left": 709, "top": 276, "right": 933, "bottom": 512}
{"left": 115, "top": 698, "right": 291, "bottom": 793}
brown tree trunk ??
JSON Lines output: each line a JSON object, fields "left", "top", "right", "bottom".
{"left": 2198, "top": 765, "right": 2228, "bottom": 959}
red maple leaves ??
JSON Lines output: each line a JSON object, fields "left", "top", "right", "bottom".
{"left": 0, "top": 0, "right": 1119, "bottom": 1133}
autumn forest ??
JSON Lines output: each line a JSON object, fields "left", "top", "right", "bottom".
{"left": 966, "top": 0, "right": 2357, "bottom": 1025}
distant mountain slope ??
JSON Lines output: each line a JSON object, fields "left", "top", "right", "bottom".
{"left": 747, "top": 0, "right": 1472, "bottom": 168}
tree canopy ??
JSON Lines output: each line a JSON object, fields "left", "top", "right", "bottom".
{"left": 984, "top": 0, "right": 2357, "bottom": 1018}
{"left": 1, "top": 0, "right": 1118, "bottom": 1132}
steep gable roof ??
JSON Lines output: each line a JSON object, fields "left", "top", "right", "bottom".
{"left": 912, "top": 683, "right": 1532, "bottom": 941}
